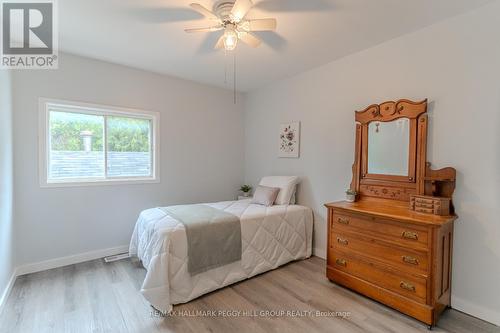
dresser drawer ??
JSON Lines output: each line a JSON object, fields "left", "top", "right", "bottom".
{"left": 331, "top": 231, "right": 429, "bottom": 275}
{"left": 328, "top": 251, "right": 427, "bottom": 303}
{"left": 331, "top": 212, "right": 429, "bottom": 249}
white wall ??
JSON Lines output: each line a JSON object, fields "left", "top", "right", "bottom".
{"left": 0, "top": 70, "right": 15, "bottom": 310}
{"left": 12, "top": 53, "right": 244, "bottom": 266}
{"left": 243, "top": 1, "right": 500, "bottom": 325}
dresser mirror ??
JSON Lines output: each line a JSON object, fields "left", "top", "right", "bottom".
{"left": 351, "top": 99, "right": 428, "bottom": 201}
{"left": 367, "top": 118, "right": 410, "bottom": 176}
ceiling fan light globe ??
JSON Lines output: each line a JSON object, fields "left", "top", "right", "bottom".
{"left": 224, "top": 41, "right": 237, "bottom": 51}
{"left": 223, "top": 30, "right": 238, "bottom": 51}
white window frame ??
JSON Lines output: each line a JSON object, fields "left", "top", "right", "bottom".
{"left": 39, "top": 98, "right": 160, "bottom": 188}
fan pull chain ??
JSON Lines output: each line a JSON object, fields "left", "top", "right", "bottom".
{"left": 233, "top": 52, "right": 237, "bottom": 104}
{"left": 224, "top": 49, "right": 228, "bottom": 85}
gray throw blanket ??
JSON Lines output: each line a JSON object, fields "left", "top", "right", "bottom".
{"left": 161, "top": 204, "right": 242, "bottom": 275}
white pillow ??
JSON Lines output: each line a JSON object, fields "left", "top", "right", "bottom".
{"left": 251, "top": 185, "right": 280, "bottom": 207}
{"left": 259, "top": 176, "right": 300, "bottom": 205}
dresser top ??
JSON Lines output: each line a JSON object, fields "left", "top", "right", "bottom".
{"left": 325, "top": 197, "right": 457, "bottom": 226}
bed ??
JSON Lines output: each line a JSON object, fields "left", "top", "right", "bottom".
{"left": 129, "top": 198, "right": 313, "bottom": 312}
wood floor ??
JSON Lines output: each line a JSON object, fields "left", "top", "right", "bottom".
{"left": 1, "top": 256, "right": 498, "bottom": 333}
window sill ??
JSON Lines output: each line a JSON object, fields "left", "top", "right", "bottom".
{"left": 40, "top": 177, "right": 160, "bottom": 188}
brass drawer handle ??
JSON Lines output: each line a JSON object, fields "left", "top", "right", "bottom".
{"left": 400, "top": 281, "right": 416, "bottom": 292}
{"left": 335, "top": 258, "right": 347, "bottom": 267}
{"left": 337, "top": 237, "right": 349, "bottom": 246}
{"left": 402, "top": 256, "right": 419, "bottom": 265}
{"left": 337, "top": 217, "right": 350, "bottom": 225}
{"left": 402, "top": 231, "right": 418, "bottom": 240}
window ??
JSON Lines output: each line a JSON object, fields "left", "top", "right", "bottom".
{"left": 39, "top": 99, "right": 160, "bottom": 187}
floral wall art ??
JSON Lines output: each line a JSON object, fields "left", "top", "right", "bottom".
{"left": 279, "top": 122, "right": 300, "bottom": 158}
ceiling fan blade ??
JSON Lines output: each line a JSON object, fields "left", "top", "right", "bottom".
{"left": 185, "top": 25, "right": 223, "bottom": 33}
{"left": 231, "top": 0, "right": 253, "bottom": 22}
{"left": 190, "top": 3, "right": 219, "bottom": 20}
{"left": 214, "top": 35, "right": 225, "bottom": 49}
{"left": 243, "top": 18, "right": 277, "bottom": 31}
{"left": 238, "top": 32, "right": 261, "bottom": 48}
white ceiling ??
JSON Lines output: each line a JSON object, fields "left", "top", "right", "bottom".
{"left": 59, "top": 0, "right": 491, "bottom": 92}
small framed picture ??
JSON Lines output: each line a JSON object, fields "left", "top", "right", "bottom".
{"left": 279, "top": 122, "right": 300, "bottom": 158}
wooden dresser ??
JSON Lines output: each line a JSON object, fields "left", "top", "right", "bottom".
{"left": 326, "top": 99, "right": 457, "bottom": 328}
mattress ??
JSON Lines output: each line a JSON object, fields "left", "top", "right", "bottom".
{"left": 129, "top": 199, "right": 314, "bottom": 312}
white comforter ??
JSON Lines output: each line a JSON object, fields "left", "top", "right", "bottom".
{"left": 129, "top": 199, "right": 313, "bottom": 312}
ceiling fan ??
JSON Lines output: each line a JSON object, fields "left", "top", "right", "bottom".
{"left": 184, "top": 0, "right": 277, "bottom": 51}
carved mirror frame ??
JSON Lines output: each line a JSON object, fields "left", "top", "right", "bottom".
{"left": 350, "top": 99, "right": 428, "bottom": 201}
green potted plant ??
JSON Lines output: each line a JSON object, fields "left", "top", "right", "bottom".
{"left": 240, "top": 185, "right": 252, "bottom": 197}
{"left": 345, "top": 189, "right": 358, "bottom": 202}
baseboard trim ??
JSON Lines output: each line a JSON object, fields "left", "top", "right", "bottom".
{"left": 452, "top": 295, "right": 500, "bottom": 327}
{"left": 16, "top": 245, "right": 129, "bottom": 276}
{"left": 0, "top": 269, "right": 17, "bottom": 317}
{"left": 313, "top": 247, "right": 326, "bottom": 259}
